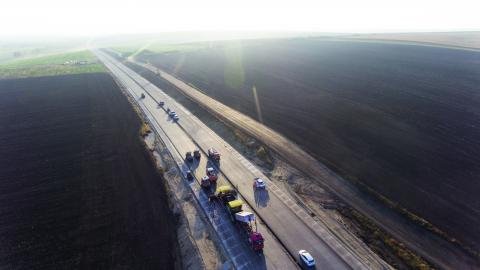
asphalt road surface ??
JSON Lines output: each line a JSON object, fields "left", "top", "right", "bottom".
{"left": 95, "top": 49, "right": 384, "bottom": 270}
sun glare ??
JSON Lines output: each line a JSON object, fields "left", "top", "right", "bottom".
{"left": 0, "top": 0, "right": 479, "bottom": 36}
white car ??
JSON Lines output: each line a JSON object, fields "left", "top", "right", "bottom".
{"left": 253, "top": 177, "right": 266, "bottom": 189}
{"left": 299, "top": 250, "right": 315, "bottom": 267}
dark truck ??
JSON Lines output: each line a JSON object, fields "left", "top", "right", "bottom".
{"left": 193, "top": 149, "right": 201, "bottom": 159}
{"left": 208, "top": 148, "right": 220, "bottom": 161}
{"left": 185, "top": 151, "right": 193, "bottom": 162}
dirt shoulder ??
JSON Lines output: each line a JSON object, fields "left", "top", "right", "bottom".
{"left": 127, "top": 59, "right": 480, "bottom": 269}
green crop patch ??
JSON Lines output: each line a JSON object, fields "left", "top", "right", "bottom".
{"left": 0, "top": 50, "right": 106, "bottom": 78}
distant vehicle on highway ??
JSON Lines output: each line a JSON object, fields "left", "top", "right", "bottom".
{"left": 185, "top": 151, "right": 193, "bottom": 162}
{"left": 299, "top": 250, "right": 316, "bottom": 268}
{"left": 158, "top": 101, "right": 165, "bottom": 106}
{"left": 206, "top": 167, "right": 218, "bottom": 182}
{"left": 201, "top": 176, "right": 211, "bottom": 188}
{"left": 168, "top": 111, "right": 179, "bottom": 121}
{"left": 193, "top": 149, "right": 201, "bottom": 159}
{"left": 253, "top": 177, "right": 266, "bottom": 189}
{"left": 186, "top": 170, "right": 193, "bottom": 181}
{"left": 208, "top": 148, "right": 220, "bottom": 161}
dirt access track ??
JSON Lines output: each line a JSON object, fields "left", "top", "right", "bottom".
{"left": 131, "top": 59, "right": 480, "bottom": 269}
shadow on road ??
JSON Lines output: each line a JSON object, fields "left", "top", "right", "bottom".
{"left": 187, "top": 159, "right": 199, "bottom": 171}
{"left": 206, "top": 159, "right": 213, "bottom": 169}
{"left": 253, "top": 187, "right": 270, "bottom": 208}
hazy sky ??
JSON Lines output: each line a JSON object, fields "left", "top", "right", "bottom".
{"left": 1, "top": 0, "right": 479, "bottom": 36}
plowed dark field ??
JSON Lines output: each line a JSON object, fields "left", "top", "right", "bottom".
{"left": 0, "top": 73, "right": 176, "bottom": 269}
{"left": 140, "top": 39, "right": 480, "bottom": 250}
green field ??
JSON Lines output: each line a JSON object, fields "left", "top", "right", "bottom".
{"left": 0, "top": 50, "right": 105, "bottom": 78}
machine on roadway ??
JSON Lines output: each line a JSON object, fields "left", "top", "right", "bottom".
{"left": 186, "top": 170, "right": 193, "bottom": 181}
{"left": 201, "top": 176, "right": 211, "bottom": 188}
{"left": 253, "top": 177, "right": 266, "bottom": 189}
{"left": 193, "top": 149, "right": 201, "bottom": 159}
{"left": 208, "top": 148, "right": 221, "bottom": 161}
{"left": 206, "top": 167, "right": 218, "bottom": 182}
{"left": 185, "top": 151, "right": 193, "bottom": 162}
{"left": 213, "top": 186, "right": 265, "bottom": 252}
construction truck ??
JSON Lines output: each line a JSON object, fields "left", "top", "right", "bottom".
{"left": 193, "top": 149, "right": 201, "bottom": 159}
{"left": 185, "top": 151, "right": 193, "bottom": 162}
{"left": 213, "top": 186, "right": 265, "bottom": 252}
{"left": 201, "top": 176, "right": 211, "bottom": 188}
{"left": 208, "top": 148, "right": 220, "bottom": 161}
{"left": 234, "top": 211, "right": 264, "bottom": 252}
{"left": 213, "top": 185, "right": 237, "bottom": 202}
{"left": 206, "top": 167, "right": 218, "bottom": 182}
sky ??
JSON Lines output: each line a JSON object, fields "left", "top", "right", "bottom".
{"left": 1, "top": 0, "right": 479, "bottom": 37}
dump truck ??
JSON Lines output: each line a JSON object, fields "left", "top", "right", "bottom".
{"left": 208, "top": 148, "right": 220, "bottom": 161}
{"left": 214, "top": 185, "right": 237, "bottom": 201}
{"left": 226, "top": 199, "right": 244, "bottom": 219}
{"left": 213, "top": 186, "right": 265, "bottom": 252}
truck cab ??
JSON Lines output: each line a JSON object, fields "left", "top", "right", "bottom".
{"left": 185, "top": 151, "right": 193, "bottom": 162}
{"left": 186, "top": 170, "right": 193, "bottom": 181}
{"left": 193, "top": 149, "right": 201, "bottom": 159}
{"left": 201, "top": 176, "right": 211, "bottom": 188}
{"left": 249, "top": 232, "right": 265, "bottom": 251}
{"left": 206, "top": 167, "right": 217, "bottom": 182}
{"left": 208, "top": 148, "right": 220, "bottom": 161}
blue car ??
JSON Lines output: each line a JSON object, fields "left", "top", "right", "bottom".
{"left": 299, "top": 250, "right": 315, "bottom": 268}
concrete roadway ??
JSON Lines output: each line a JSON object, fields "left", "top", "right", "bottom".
{"left": 95, "top": 49, "right": 369, "bottom": 270}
